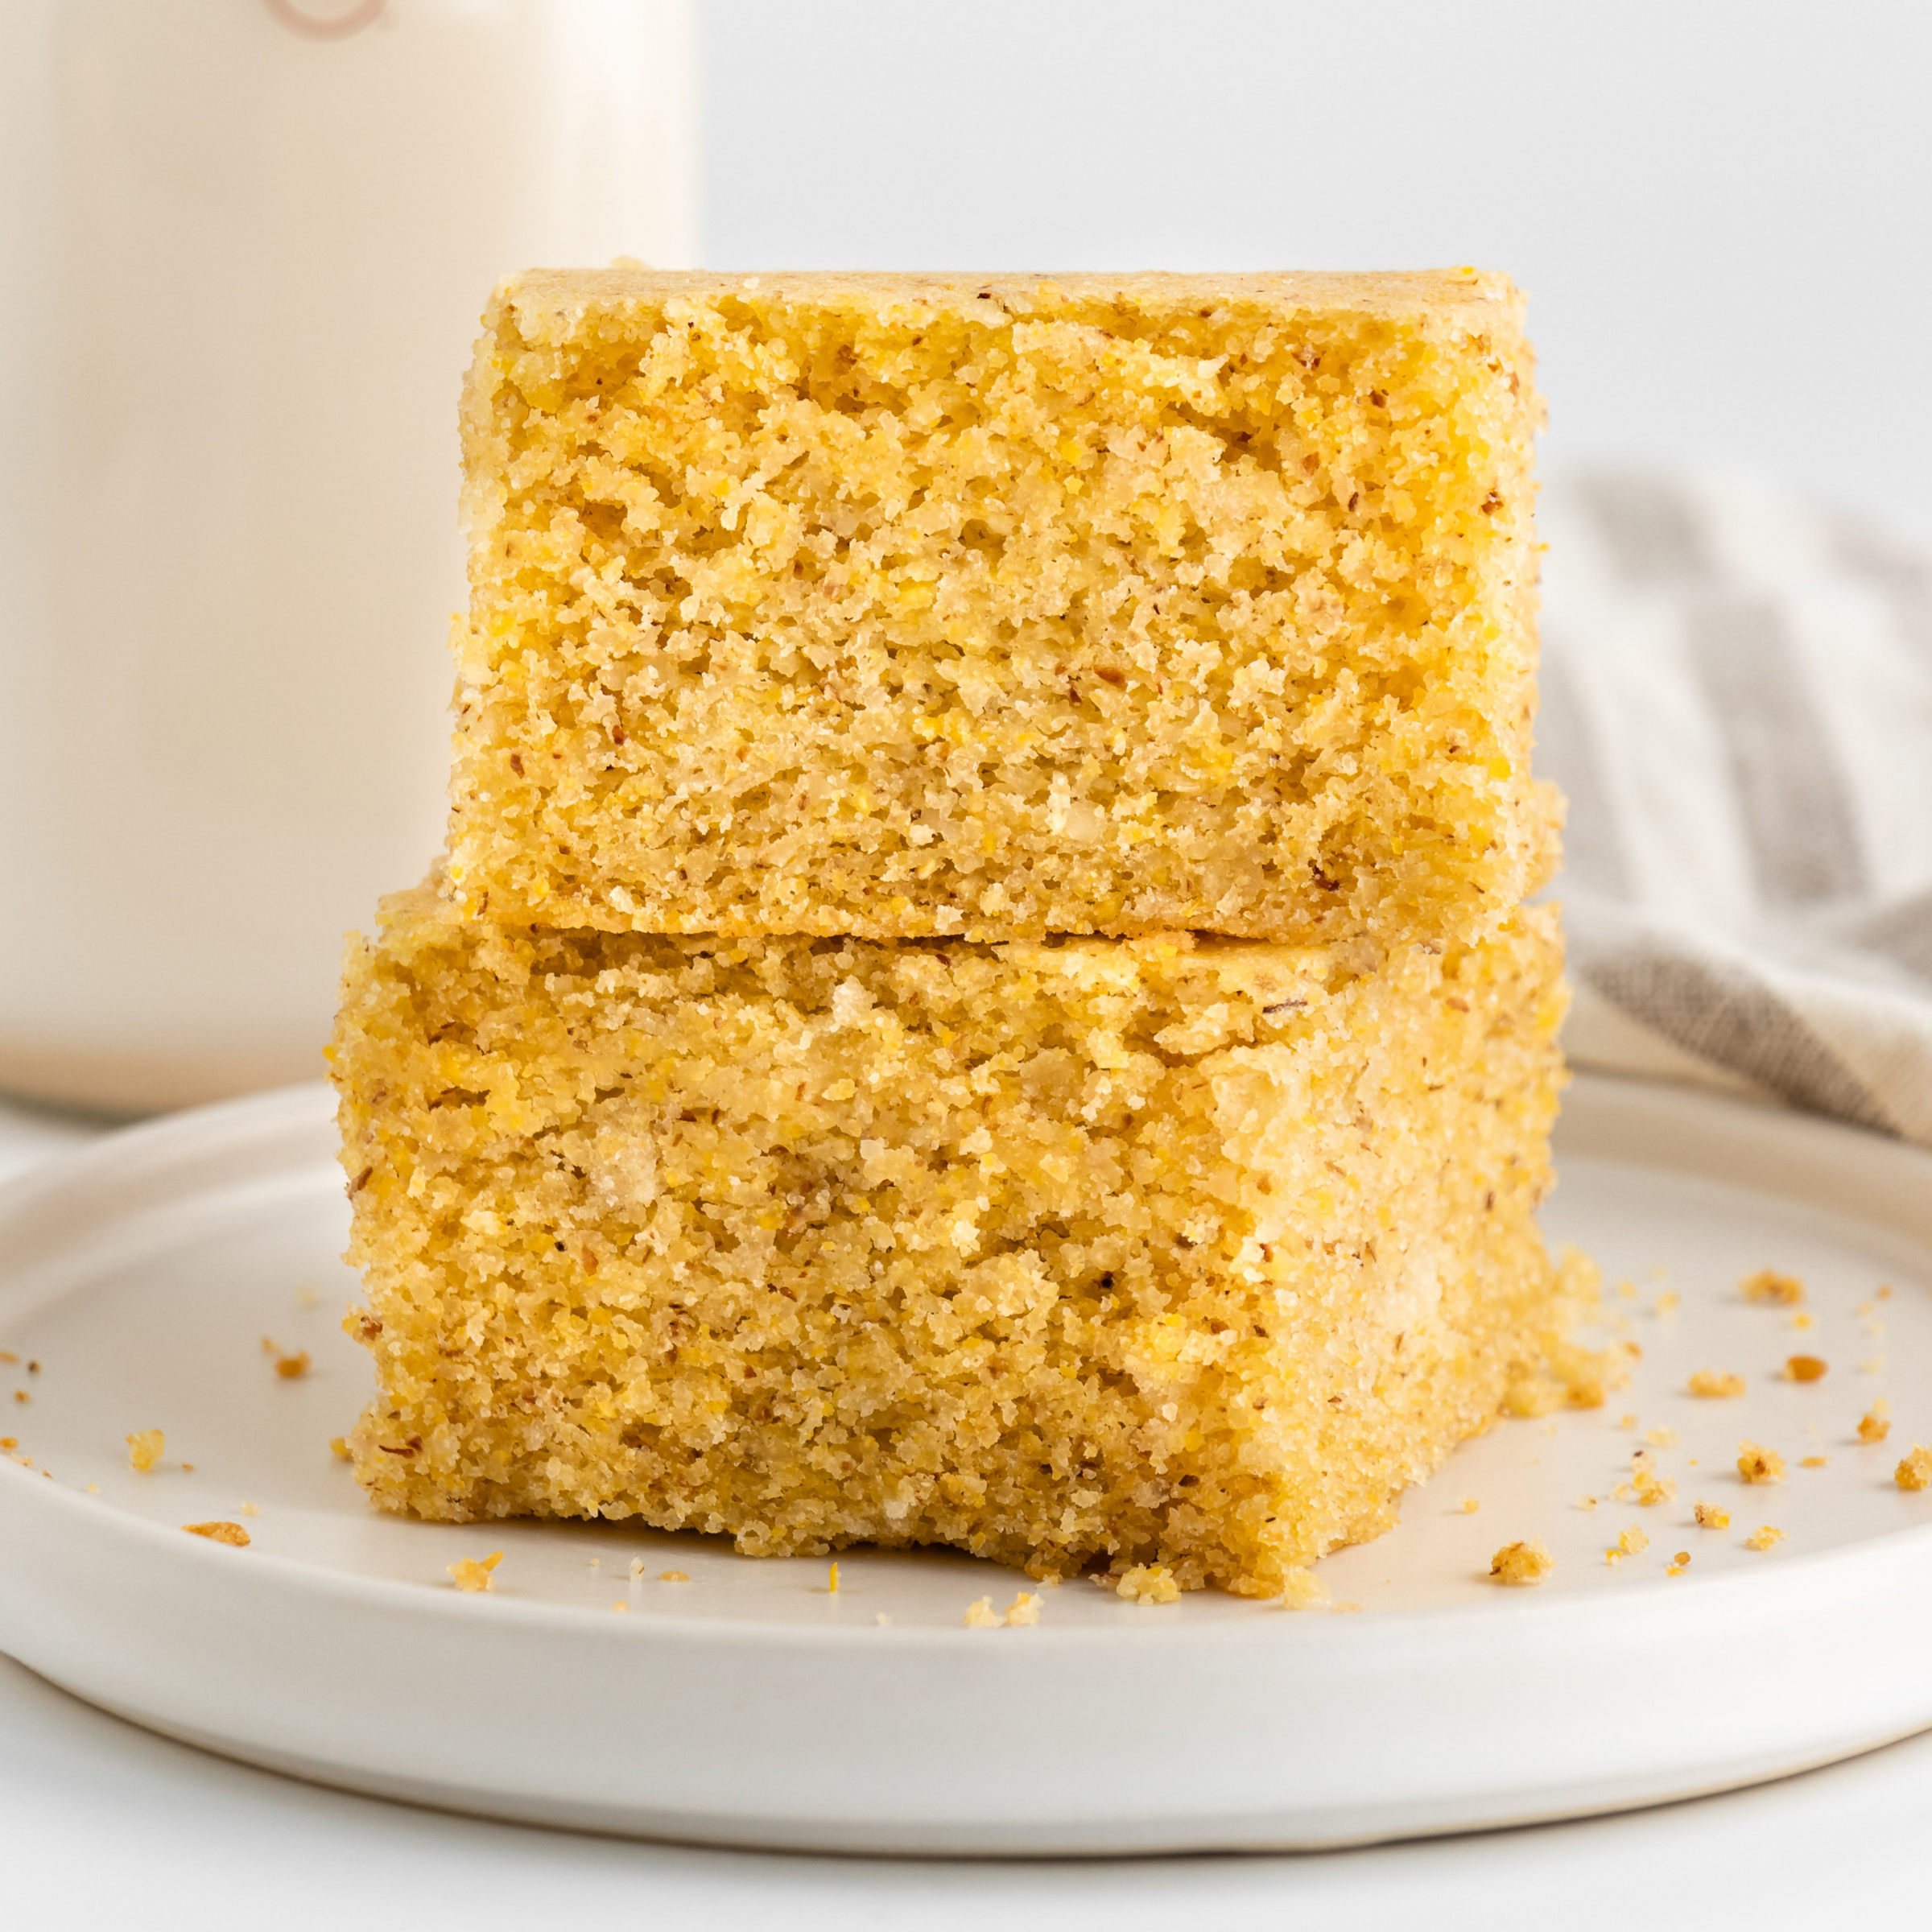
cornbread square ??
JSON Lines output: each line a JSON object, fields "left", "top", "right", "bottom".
{"left": 448, "top": 267, "right": 1550, "bottom": 947}
{"left": 330, "top": 884, "right": 1577, "bottom": 1594}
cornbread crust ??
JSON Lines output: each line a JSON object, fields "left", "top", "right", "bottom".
{"left": 331, "top": 883, "right": 1573, "bottom": 1594}
{"left": 448, "top": 267, "right": 1550, "bottom": 947}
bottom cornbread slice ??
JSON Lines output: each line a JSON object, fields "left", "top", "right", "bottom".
{"left": 330, "top": 885, "right": 1580, "bottom": 1595}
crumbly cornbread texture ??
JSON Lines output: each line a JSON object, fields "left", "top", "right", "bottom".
{"left": 330, "top": 882, "right": 1575, "bottom": 1594}
{"left": 448, "top": 268, "right": 1550, "bottom": 947}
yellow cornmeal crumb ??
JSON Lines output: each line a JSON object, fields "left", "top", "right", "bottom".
{"left": 1645, "top": 1426, "right": 1678, "bottom": 1447}
{"left": 1800, "top": 1456, "right": 1829, "bottom": 1468}
{"left": 1740, "top": 1269, "right": 1804, "bottom": 1307}
{"left": 183, "top": 1521, "right": 250, "bottom": 1547}
{"left": 1790, "top": 1311, "right": 1814, "bottom": 1331}
{"left": 875, "top": 1613, "right": 893, "bottom": 1627}
{"left": 1576, "top": 1496, "right": 1599, "bottom": 1511}
{"left": 330, "top": 1435, "right": 352, "bottom": 1459}
{"left": 126, "top": 1429, "right": 164, "bottom": 1472}
{"left": 1003, "top": 1592, "right": 1043, "bottom": 1626}
{"left": 1694, "top": 1501, "right": 1730, "bottom": 1530}
{"left": 1737, "top": 1442, "right": 1786, "bottom": 1484}
{"left": 1895, "top": 1447, "right": 1932, "bottom": 1492}
{"left": 274, "top": 1349, "right": 312, "bottom": 1380}
{"left": 1605, "top": 1526, "right": 1649, "bottom": 1564}
{"left": 1654, "top": 1290, "right": 1680, "bottom": 1315}
{"left": 1744, "top": 1526, "right": 1785, "bottom": 1552}
{"left": 1459, "top": 1497, "right": 1480, "bottom": 1514}
{"left": 1785, "top": 1355, "right": 1827, "bottom": 1383}
{"left": 828, "top": 1562, "right": 840, "bottom": 1595}
{"left": 1665, "top": 1554, "right": 1690, "bottom": 1577}
{"left": 1488, "top": 1538, "right": 1551, "bottom": 1586}
{"left": 332, "top": 883, "right": 1579, "bottom": 1596}
{"left": 1860, "top": 1358, "right": 1886, "bottom": 1375}
{"left": 1859, "top": 1399, "right": 1892, "bottom": 1445}
{"left": 659, "top": 1569, "right": 689, "bottom": 1582}
{"left": 1630, "top": 1465, "right": 1676, "bottom": 1508}
{"left": 238, "top": 1503, "right": 260, "bottom": 1517}
{"left": 1689, "top": 1371, "right": 1745, "bottom": 1399}
{"left": 610, "top": 1600, "right": 630, "bottom": 1613}
{"left": 1618, "top": 1414, "right": 1637, "bottom": 1430}
{"left": 447, "top": 1550, "right": 504, "bottom": 1592}
{"left": 1280, "top": 1567, "right": 1331, "bottom": 1610}
{"left": 448, "top": 268, "right": 1549, "bottom": 951}
{"left": 1117, "top": 1564, "right": 1183, "bottom": 1604}
{"left": 964, "top": 1596, "right": 1001, "bottom": 1628}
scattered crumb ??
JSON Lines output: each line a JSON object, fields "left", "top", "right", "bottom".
{"left": 274, "top": 1349, "right": 312, "bottom": 1380}
{"left": 1616, "top": 1280, "right": 1638, "bottom": 1301}
{"left": 1860, "top": 1358, "right": 1886, "bottom": 1375}
{"left": 1745, "top": 1526, "right": 1785, "bottom": 1552}
{"left": 1790, "top": 1311, "right": 1815, "bottom": 1331}
{"left": 1575, "top": 1495, "right": 1599, "bottom": 1511}
{"left": 1689, "top": 1370, "right": 1746, "bottom": 1399}
{"left": 659, "top": 1569, "right": 690, "bottom": 1583}
{"left": 1280, "top": 1567, "right": 1330, "bottom": 1611}
{"left": 0, "top": 1437, "right": 14, "bottom": 1450}
{"left": 329, "top": 1435, "right": 351, "bottom": 1459}
{"left": 238, "top": 1502, "right": 259, "bottom": 1516}
{"left": 1619, "top": 1413, "right": 1637, "bottom": 1430}
{"left": 180, "top": 1462, "right": 194, "bottom": 1472}
{"left": 1741, "top": 1269, "right": 1804, "bottom": 1306}
{"left": 1801, "top": 1455, "right": 1830, "bottom": 1468}
{"left": 588, "top": 1556, "right": 601, "bottom": 1570}
{"left": 1655, "top": 1290, "right": 1681, "bottom": 1315}
{"left": 1488, "top": 1538, "right": 1552, "bottom": 1586}
{"left": 13, "top": 1390, "right": 28, "bottom": 1405}
{"left": 1665, "top": 1552, "right": 1690, "bottom": 1577}
{"left": 1737, "top": 1441, "right": 1786, "bottom": 1484}
{"left": 1895, "top": 1447, "right": 1932, "bottom": 1492}
{"left": 1605, "top": 1526, "right": 1649, "bottom": 1564}
{"left": 610, "top": 1601, "right": 631, "bottom": 1613}
{"left": 964, "top": 1596, "right": 1001, "bottom": 1628}
{"left": 85, "top": 1483, "right": 99, "bottom": 1494}
{"left": 261, "top": 1335, "right": 275, "bottom": 1354}
{"left": 126, "top": 1429, "right": 164, "bottom": 1472}
{"left": 1117, "top": 1563, "right": 1182, "bottom": 1605}
{"left": 27, "top": 1360, "right": 40, "bottom": 1373}
{"left": 1004, "top": 1592, "right": 1042, "bottom": 1626}
{"left": 1459, "top": 1497, "right": 1480, "bottom": 1514}
{"left": 184, "top": 1521, "right": 250, "bottom": 1547}
{"left": 1859, "top": 1399, "right": 1893, "bottom": 1445}
{"left": 828, "top": 1561, "right": 840, "bottom": 1595}
{"left": 0, "top": 1352, "right": 14, "bottom": 1364}
{"left": 1879, "top": 1285, "right": 1893, "bottom": 1300}
{"left": 296, "top": 1286, "right": 322, "bottom": 1309}
{"left": 1632, "top": 1467, "right": 1677, "bottom": 1507}
{"left": 1785, "top": 1355, "right": 1827, "bottom": 1383}
{"left": 448, "top": 1550, "right": 504, "bottom": 1592}
{"left": 875, "top": 1612, "right": 892, "bottom": 1626}
{"left": 629, "top": 1557, "right": 645, "bottom": 1580}
{"left": 1645, "top": 1426, "right": 1678, "bottom": 1447}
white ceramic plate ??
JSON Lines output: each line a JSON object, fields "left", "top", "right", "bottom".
{"left": 1, "top": 1075, "right": 1929, "bottom": 1855}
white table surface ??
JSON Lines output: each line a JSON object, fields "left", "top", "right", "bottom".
{"left": 2, "top": 1097, "right": 1926, "bottom": 1931}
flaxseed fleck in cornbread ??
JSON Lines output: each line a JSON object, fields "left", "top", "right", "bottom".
{"left": 331, "top": 881, "right": 1584, "bottom": 1596}
{"left": 446, "top": 268, "right": 1551, "bottom": 949}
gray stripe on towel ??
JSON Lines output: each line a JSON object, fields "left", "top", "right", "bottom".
{"left": 1576, "top": 473, "right": 1714, "bottom": 586}
{"left": 1534, "top": 639, "right": 1631, "bottom": 896}
{"left": 1681, "top": 597, "right": 1865, "bottom": 906}
{"left": 1582, "top": 945, "right": 1895, "bottom": 1137}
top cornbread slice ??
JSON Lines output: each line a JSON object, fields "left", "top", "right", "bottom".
{"left": 449, "top": 267, "right": 1551, "bottom": 944}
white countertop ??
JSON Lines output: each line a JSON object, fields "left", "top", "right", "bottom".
{"left": 1, "top": 1097, "right": 1923, "bottom": 1930}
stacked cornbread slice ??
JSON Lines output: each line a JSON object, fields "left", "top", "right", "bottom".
{"left": 331, "top": 269, "right": 1582, "bottom": 1595}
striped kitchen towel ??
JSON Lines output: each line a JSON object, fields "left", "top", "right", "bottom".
{"left": 1537, "top": 469, "right": 1932, "bottom": 1150}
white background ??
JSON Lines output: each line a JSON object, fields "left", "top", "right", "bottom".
{"left": 702, "top": 0, "right": 1932, "bottom": 547}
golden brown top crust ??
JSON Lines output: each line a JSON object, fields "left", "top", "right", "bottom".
{"left": 497, "top": 265, "right": 1527, "bottom": 336}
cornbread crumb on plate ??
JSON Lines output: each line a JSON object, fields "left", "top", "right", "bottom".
{"left": 1744, "top": 1526, "right": 1786, "bottom": 1553}
{"left": 1488, "top": 1538, "right": 1551, "bottom": 1586}
{"left": 1784, "top": 1355, "right": 1827, "bottom": 1383}
{"left": 1644, "top": 1426, "right": 1678, "bottom": 1447}
{"left": 448, "top": 267, "right": 1549, "bottom": 952}
{"left": 1459, "top": 1497, "right": 1480, "bottom": 1514}
{"left": 964, "top": 1596, "right": 1001, "bottom": 1629}
{"left": 126, "top": 1429, "right": 164, "bottom": 1472}
{"left": 659, "top": 1569, "right": 689, "bottom": 1583}
{"left": 447, "top": 1550, "right": 503, "bottom": 1592}
{"left": 1740, "top": 1270, "right": 1804, "bottom": 1307}
{"left": 1858, "top": 1399, "right": 1892, "bottom": 1444}
{"left": 1688, "top": 1370, "right": 1745, "bottom": 1398}
{"left": 1895, "top": 1447, "right": 1932, "bottom": 1492}
{"left": 1605, "top": 1526, "right": 1649, "bottom": 1564}
{"left": 1737, "top": 1441, "right": 1786, "bottom": 1484}
{"left": 1004, "top": 1592, "right": 1043, "bottom": 1626}
{"left": 329, "top": 1435, "right": 352, "bottom": 1459}
{"left": 1693, "top": 1501, "right": 1731, "bottom": 1530}
{"left": 183, "top": 1521, "right": 250, "bottom": 1547}
{"left": 1117, "top": 1564, "right": 1182, "bottom": 1605}
{"left": 1280, "top": 1567, "right": 1331, "bottom": 1610}
{"left": 274, "top": 1349, "right": 312, "bottom": 1380}
{"left": 332, "top": 882, "right": 1585, "bottom": 1596}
